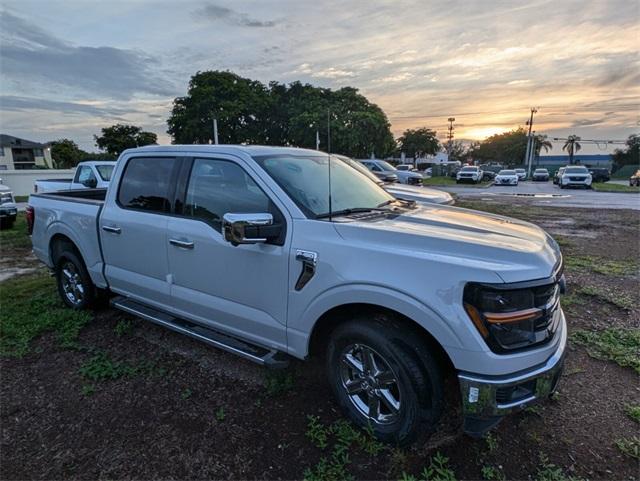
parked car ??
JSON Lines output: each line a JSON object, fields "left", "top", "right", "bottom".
{"left": 361, "top": 160, "right": 422, "bottom": 185}
{"left": 29, "top": 145, "right": 567, "bottom": 444}
{"left": 456, "top": 166, "right": 484, "bottom": 184}
{"left": 532, "top": 168, "right": 550, "bottom": 182}
{"left": 587, "top": 168, "right": 610, "bottom": 183}
{"left": 0, "top": 180, "right": 17, "bottom": 229}
{"left": 514, "top": 169, "right": 527, "bottom": 181}
{"left": 553, "top": 167, "right": 566, "bottom": 185}
{"left": 34, "top": 160, "right": 115, "bottom": 193}
{"left": 558, "top": 166, "right": 592, "bottom": 189}
{"left": 482, "top": 171, "right": 496, "bottom": 181}
{"left": 396, "top": 164, "right": 416, "bottom": 172}
{"left": 630, "top": 169, "right": 640, "bottom": 187}
{"left": 335, "top": 155, "right": 453, "bottom": 205}
{"left": 358, "top": 160, "right": 398, "bottom": 183}
{"left": 494, "top": 169, "right": 519, "bottom": 186}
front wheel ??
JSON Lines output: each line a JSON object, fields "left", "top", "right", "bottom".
{"left": 55, "top": 249, "right": 96, "bottom": 309}
{"left": 326, "top": 317, "right": 443, "bottom": 444}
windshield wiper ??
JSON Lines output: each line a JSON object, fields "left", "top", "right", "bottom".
{"left": 316, "top": 207, "right": 389, "bottom": 219}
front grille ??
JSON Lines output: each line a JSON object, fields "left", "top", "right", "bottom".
{"left": 569, "top": 177, "right": 585, "bottom": 181}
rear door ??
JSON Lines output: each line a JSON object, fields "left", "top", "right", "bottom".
{"left": 165, "top": 155, "right": 290, "bottom": 350}
{"left": 100, "top": 156, "right": 179, "bottom": 309}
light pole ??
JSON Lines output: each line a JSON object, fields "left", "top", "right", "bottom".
{"left": 523, "top": 108, "right": 538, "bottom": 177}
{"left": 447, "top": 117, "right": 456, "bottom": 156}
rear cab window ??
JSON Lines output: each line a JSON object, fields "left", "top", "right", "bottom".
{"left": 117, "top": 157, "right": 177, "bottom": 213}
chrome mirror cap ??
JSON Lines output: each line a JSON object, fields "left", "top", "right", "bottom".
{"left": 222, "top": 213, "right": 273, "bottom": 245}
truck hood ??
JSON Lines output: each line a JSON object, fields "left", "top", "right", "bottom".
{"left": 334, "top": 204, "right": 560, "bottom": 283}
{"left": 385, "top": 184, "right": 454, "bottom": 205}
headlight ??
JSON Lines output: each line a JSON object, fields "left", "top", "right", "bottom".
{"left": 0, "top": 192, "right": 14, "bottom": 205}
{"left": 463, "top": 281, "right": 561, "bottom": 353}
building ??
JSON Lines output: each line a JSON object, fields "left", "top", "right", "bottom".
{"left": 536, "top": 154, "right": 612, "bottom": 168}
{"left": 0, "top": 134, "right": 53, "bottom": 170}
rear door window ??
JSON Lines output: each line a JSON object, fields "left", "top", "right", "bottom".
{"left": 118, "top": 157, "right": 176, "bottom": 213}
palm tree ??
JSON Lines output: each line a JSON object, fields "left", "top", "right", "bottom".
{"left": 534, "top": 134, "right": 553, "bottom": 155}
{"left": 562, "top": 135, "right": 582, "bottom": 164}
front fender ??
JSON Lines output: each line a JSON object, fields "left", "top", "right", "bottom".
{"left": 286, "top": 283, "right": 466, "bottom": 359}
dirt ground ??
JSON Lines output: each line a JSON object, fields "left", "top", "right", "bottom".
{"left": 1, "top": 201, "right": 639, "bottom": 481}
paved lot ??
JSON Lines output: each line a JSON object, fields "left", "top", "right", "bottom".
{"left": 436, "top": 181, "right": 640, "bottom": 210}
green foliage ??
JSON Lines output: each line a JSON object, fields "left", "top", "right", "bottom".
{"left": 81, "top": 384, "right": 95, "bottom": 396}
{"left": 49, "top": 138, "right": 116, "bottom": 168}
{"left": 468, "top": 128, "right": 528, "bottom": 166}
{"left": 624, "top": 404, "right": 640, "bottom": 423}
{"left": 592, "top": 183, "right": 639, "bottom": 193}
{"left": 562, "top": 135, "right": 581, "bottom": 165}
{"left": 78, "top": 351, "right": 165, "bottom": 382}
{"left": 400, "top": 452, "right": 456, "bottom": 481}
{"left": 481, "top": 465, "right": 506, "bottom": 481}
{"left": 114, "top": 319, "right": 134, "bottom": 337}
{"left": 397, "top": 127, "right": 440, "bottom": 158}
{"left": 94, "top": 124, "right": 157, "bottom": 157}
{"left": 0, "top": 213, "right": 31, "bottom": 249}
{"left": 181, "top": 388, "right": 193, "bottom": 400}
{"left": 571, "top": 328, "right": 640, "bottom": 373}
{"left": 264, "top": 370, "right": 295, "bottom": 395}
{"left": 215, "top": 407, "right": 225, "bottom": 421}
{"left": 303, "top": 417, "right": 384, "bottom": 481}
{"left": 575, "top": 285, "right": 634, "bottom": 310}
{"left": 167, "top": 71, "right": 396, "bottom": 158}
{"left": 612, "top": 134, "right": 639, "bottom": 170}
{"left": 484, "top": 432, "right": 499, "bottom": 452}
{"left": 564, "top": 255, "right": 637, "bottom": 276}
{"left": 0, "top": 274, "right": 91, "bottom": 357}
{"left": 535, "top": 453, "right": 582, "bottom": 481}
{"left": 615, "top": 437, "right": 640, "bottom": 459}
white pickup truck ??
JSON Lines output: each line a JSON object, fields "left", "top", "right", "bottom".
{"left": 34, "top": 160, "right": 115, "bottom": 193}
{"left": 28, "top": 145, "right": 566, "bottom": 443}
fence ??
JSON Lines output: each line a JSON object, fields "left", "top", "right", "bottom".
{"left": 0, "top": 169, "right": 74, "bottom": 197}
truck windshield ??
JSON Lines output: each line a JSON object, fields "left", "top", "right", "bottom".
{"left": 253, "top": 154, "right": 395, "bottom": 219}
{"left": 96, "top": 164, "right": 115, "bottom": 181}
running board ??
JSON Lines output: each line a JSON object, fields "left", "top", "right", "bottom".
{"left": 110, "top": 296, "right": 289, "bottom": 369}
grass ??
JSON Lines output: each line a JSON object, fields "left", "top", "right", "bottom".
{"left": 264, "top": 369, "right": 295, "bottom": 396}
{"left": 571, "top": 328, "right": 640, "bottom": 373}
{"left": 0, "top": 273, "right": 92, "bottom": 357}
{"left": 535, "top": 453, "right": 583, "bottom": 481}
{"left": 114, "top": 319, "right": 134, "bottom": 337}
{"left": 615, "top": 437, "right": 640, "bottom": 459}
{"left": 303, "top": 416, "right": 384, "bottom": 481}
{"left": 78, "top": 350, "right": 166, "bottom": 382}
{"left": 215, "top": 407, "right": 225, "bottom": 421}
{"left": 399, "top": 452, "right": 456, "bottom": 481}
{"left": 624, "top": 404, "right": 640, "bottom": 423}
{"left": 592, "top": 183, "right": 640, "bottom": 193}
{"left": 0, "top": 213, "right": 31, "bottom": 250}
{"left": 13, "top": 195, "right": 29, "bottom": 203}
{"left": 481, "top": 465, "right": 506, "bottom": 481}
{"left": 575, "top": 285, "right": 635, "bottom": 310}
{"left": 564, "top": 254, "right": 638, "bottom": 277}
{"left": 423, "top": 176, "right": 491, "bottom": 187}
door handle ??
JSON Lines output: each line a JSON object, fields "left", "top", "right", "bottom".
{"left": 169, "top": 238, "right": 195, "bottom": 249}
{"left": 102, "top": 225, "right": 121, "bottom": 234}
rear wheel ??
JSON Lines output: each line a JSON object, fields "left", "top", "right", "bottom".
{"left": 326, "top": 316, "right": 443, "bottom": 444}
{"left": 55, "top": 249, "right": 96, "bottom": 310}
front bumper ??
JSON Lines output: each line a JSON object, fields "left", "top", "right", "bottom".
{"left": 0, "top": 206, "right": 18, "bottom": 219}
{"left": 458, "top": 313, "right": 567, "bottom": 436}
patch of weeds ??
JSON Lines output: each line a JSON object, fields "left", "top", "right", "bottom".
{"left": 484, "top": 432, "right": 499, "bottom": 452}
{"left": 81, "top": 384, "right": 95, "bottom": 397}
{"left": 624, "top": 404, "right": 640, "bottom": 423}
{"left": 264, "top": 369, "right": 295, "bottom": 396}
{"left": 303, "top": 417, "right": 384, "bottom": 481}
{"left": 535, "top": 453, "right": 582, "bottom": 481}
{"left": 571, "top": 328, "right": 640, "bottom": 373}
{"left": 79, "top": 351, "right": 165, "bottom": 382}
{"left": 553, "top": 236, "right": 573, "bottom": 248}
{"left": 576, "top": 286, "right": 634, "bottom": 310}
{"left": 400, "top": 452, "right": 457, "bottom": 481}
{"left": 0, "top": 273, "right": 92, "bottom": 357}
{"left": 215, "top": 407, "right": 225, "bottom": 421}
{"left": 564, "top": 255, "right": 637, "bottom": 277}
{"left": 615, "top": 437, "right": 640, "bottom": 459}
{"left": 525, "top": 405, "right": 544, "bottom": 416}
{"left": 114, "top": 319, "right": 134, "bottom": 337}
{"left": 0, "top": 213, "right": 31, "bottom": 249}
{"left": 181, "top": 388, "right": 192, "bottom": 400}
{"left": 481, "top": 465, "right": 506, "bottom": 481}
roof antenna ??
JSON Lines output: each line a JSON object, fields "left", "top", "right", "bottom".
{"left": 327, "top": 109, "right": 332, "bottom": 222}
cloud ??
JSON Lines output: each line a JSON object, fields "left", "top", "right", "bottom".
{"left": 0, "top": 12, "right": 174, "bottom": 100}
{"left": 0, "top": 96, "right": 139, "bottom": 117}
{"left": 194, "top": 3, "right": 277, "bottom": 27}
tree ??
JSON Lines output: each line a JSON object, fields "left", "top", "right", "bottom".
{"left": 534, "top": 134, "right": 553, "bottom": 156}
{"left": 396, "top": 127, "right": 440, "bottom": 158}
{"left": 49, "top": 139, "right": 83, "bottom": 168}
{"left": 612, "top": 134, "right": 640, "bottom": 170}
{"left": 562, "top": 135, "right": 581, "bottom": 165}
{"left": 446, "top": 140, "right": 470, "bottom": 162}
{"left": 94, "top": 124, "right": 157, "bottom": 157}
{"left": 468, "top": 128, "right": 529, "bottom": 166}
{"left": 166, "top": 71, "right": 396, "bottom": 158}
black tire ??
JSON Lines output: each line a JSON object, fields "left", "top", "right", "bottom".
{"left": 54, "top": 248, "right": 96, "bottom": 310}
{"left": 326, "top": 315, "right": 443, "bottom": 445}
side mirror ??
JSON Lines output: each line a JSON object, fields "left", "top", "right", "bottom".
{"left": 83, "top": 177, "right": 97, "bottom": 188}
{"left": 223, "top": 213, "right": 274, "bottom": 245}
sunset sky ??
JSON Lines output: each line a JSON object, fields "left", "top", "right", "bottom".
{"left": 1, "top": 0, "right": 638, "bottom": 155}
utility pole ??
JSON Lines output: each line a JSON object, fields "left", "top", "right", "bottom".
{"left": 447, "top": 117, "right": 455, "bottom": 156}
{"left": 523, "top": 108, "right": 537, "bottom": 177}
{"left": 213, "top": 118, "right": 219, "bottom": 145}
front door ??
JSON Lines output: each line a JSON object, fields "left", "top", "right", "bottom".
{"left": 166, "top": 157, "right": 289, "bottom": 351}
{"left": 100, "top": 156, "right": 177, "bottom": 308}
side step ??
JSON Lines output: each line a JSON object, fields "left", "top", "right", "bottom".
{"left": 110, "top": 296, "right": 289, "bottom": 369}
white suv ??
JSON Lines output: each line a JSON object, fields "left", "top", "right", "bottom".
{"left": 456, "top": 166, "right": 484, "bottom": 184}
{"left": 559, "top": 166, "right": 592, "bottom": 189}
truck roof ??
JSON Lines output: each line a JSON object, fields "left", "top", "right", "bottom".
{"left": 123, "top": 144, "right": 324, "bottom": 157}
